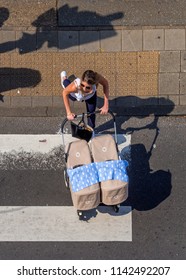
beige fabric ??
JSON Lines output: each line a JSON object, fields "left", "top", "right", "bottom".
{"left": 90, "top": 134, "right": 118, "bottom": 162}
{"left": 90, "top": 135, "right": 128, "bottom": 205}
{"left": 66, "top": 140, "right": 92, "bottom": 168}
{"left": 101, "top": 180, "right": 128, "bottom": 205}
{"left": 66, "top": 139, "right": 100, "bottom": 210}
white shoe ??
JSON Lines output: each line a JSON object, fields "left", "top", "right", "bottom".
{"left": 60, "top": 71, "right": 67, "bottom": 88}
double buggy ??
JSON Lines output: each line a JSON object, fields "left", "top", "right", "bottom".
{"left": 61, "top": 111, "right": 129, "bottom": 219}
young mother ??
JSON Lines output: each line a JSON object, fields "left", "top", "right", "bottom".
{"left": 61, "top": 70, "right": 109, "bottom": 128}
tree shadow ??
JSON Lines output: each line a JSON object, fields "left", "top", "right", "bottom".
{"left": 0, "top": 7, "right": 42, "bottom": 100}
{"left": 95, "top": 96, "right": 174, "bottom": 211}
{"left": 0, "top": 68, "right": 41, "bottom": 102}
{"left": 0, "top": 7, "right": 9, "bottom": 27}
{"left": 58, "top": 4, "right": 124, "bottom": 27}
{"left": 0, "top": 5, "right": 124, "bottom": 53}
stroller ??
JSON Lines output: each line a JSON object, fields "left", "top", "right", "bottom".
{"left": 61, "top": 110, "right": 129, "bottom": 219}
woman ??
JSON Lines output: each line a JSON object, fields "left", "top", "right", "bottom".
{"left": 61, "top": 69, "right": 109, "bottom": 128}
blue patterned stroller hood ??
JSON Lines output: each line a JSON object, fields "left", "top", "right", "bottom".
{"left": 67, "top": 160, "right": 129, "bottom": 193}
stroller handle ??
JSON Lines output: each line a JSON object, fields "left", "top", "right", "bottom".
{"left": 61, "top": 109, "right": 115, "bottom": 133}
{"left": 61, "top": 109, "right": 117, "bottom": 144}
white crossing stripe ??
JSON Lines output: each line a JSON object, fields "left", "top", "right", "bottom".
{"left": 0, "top": 134, "right": 130, "bottom": 155}
{"left": 0, "top": 134, "right": 131, "bottom": 170}
{"left": 0, "top": 206, "right": 132, "bottom": 242}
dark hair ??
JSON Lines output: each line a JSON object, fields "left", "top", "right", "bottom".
{"left": 82, "top": 70, "right": 97, "bottom": 85}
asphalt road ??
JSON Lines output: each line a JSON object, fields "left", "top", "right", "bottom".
{"left": 0, "top": 115, "right": 185, "bottom": 259}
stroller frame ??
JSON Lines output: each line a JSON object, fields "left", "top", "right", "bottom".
{"left": 61, "top": 110, "right": 125, "bottom": 219}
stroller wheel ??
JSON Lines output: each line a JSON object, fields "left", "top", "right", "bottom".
{"left": 77, "top": 210, "right": 83, "bottom": 220}
{"left": 113, "top": 204, "right": 120, "bottom": 213}
{"left": 64, "top": 168, "right": 69, "bottom": 189}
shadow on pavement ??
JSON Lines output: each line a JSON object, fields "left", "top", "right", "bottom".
{"left": 0, "top": 7, "right": 9, "bottom": 27}
{"left": 95, "top": 95, "right": 174, "bottom": 211}
{"left": 0, "top": 5, "right": 124, "bottom": 53}
{"left": 0, "top": 68, "right": 41, "bottom": 102}
{"left": 126, "top": 143, "right": 172, "bottom": 211}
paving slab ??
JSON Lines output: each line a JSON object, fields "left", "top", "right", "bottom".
{"left": 122, "top": 30, "right": 142, "bottom": 51}
{"left": 160, "top": 51, "right": 180, "bottom": 73}
{"left": 159, "top": 73, "right": 180, "bottom": 95}
{"left": 143, "top": 29, "right": 164, "bottom": 51}
{"left": 165, "top": 29, "right": 185, "bottom": 50}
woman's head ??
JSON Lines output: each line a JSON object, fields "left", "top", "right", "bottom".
{"left": 80, "top": 70, "right": 97, "bottom": 92}
{"left": 82, "top": 70, "right": 97, "bottom": 85}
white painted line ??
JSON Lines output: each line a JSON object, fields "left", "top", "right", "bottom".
{"left": 0, "top": 134, "right": 63, "bottom": 153}
{"left": 0, "top": 134, "right": 130, "bottom": 154}
{"left": 0, "top": 134, "right": 131, "bottom": 169}
{"left": 0, "top": 206, "right": 132, "bottom": 242}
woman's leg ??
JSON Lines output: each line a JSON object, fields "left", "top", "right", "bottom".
{"left": 85, "top": 93, "right": 97, "bottom": 128}
{"left": 62, "top": 78, "right": 76, "bottom": 102}
{"left": 62, "top": 78, "right": 71, "bottom": 88}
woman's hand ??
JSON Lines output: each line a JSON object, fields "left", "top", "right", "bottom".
{"left": 67, "top": 113, "right": 76, "bottom": 120}
{"left": 99, "top": 104, "right": 109, "bottom": 114}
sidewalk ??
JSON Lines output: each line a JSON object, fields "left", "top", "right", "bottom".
{"left": 0, "top": 0, "right": 186, "bottom": 116}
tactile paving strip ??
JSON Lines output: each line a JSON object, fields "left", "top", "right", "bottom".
{"left": 0, "top": 52, "right": 159, "bottom": 97}
{"left": 138, "top": 52, "right": 159, "bottom": 74}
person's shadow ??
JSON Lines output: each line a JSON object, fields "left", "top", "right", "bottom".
{"left": 0, "top": 5, "right": 124, "bottom": 53}
{"left": 95, "top": 96, "right": 173, "bottom": 211}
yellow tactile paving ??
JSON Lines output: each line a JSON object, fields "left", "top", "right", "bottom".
{"left": 116, "top": 74, "right": 137, "bottom": 96}
{"left": 137, "top": 52, "right": 159, "bottom": 74}
{"left": 0, "top": 52, "right": 159, "bottom": 97}
{"left": 137, "top": 74, "right": 158, "bottom": 96}
{"left": 116, "top": 52, "right": 137, "bottom": 74}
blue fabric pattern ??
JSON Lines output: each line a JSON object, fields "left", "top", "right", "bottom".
{"left": 67, "top": 160, "right": 129, "bottom": 193}
{"left": 95, "top": 160, "right": 129, "bottom": 183}
{"left": 67, "top": 163, "right": 99, "bottom": 193}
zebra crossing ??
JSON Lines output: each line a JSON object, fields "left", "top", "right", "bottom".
{"left": 0, "top": 134, "right": 132, "bottom": 241}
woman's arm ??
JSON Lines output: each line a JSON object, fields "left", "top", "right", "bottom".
{"left": 62, "top": 82, "right": 77, "bottom": 120}
{"left": 97, "top": 73, "right": 109, "bottom": 114}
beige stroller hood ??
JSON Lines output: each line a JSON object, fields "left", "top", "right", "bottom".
{"left": 66, "top": 139, "right": 100, "bottom": 211}
{"left": 90, "top": 134, "right": 128, "bottom": 205}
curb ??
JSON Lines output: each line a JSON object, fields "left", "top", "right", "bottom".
{"left": 1, "top": 105, "right": 186, "bottom": 117}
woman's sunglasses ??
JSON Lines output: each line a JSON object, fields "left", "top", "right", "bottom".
{"left": 80, "top": 83, "right": 91, "bottom": 90}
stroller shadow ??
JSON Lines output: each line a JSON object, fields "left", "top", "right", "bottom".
{"left": 79, "top": 208, "right": 98, "bottom": 222}
{"left": 124, "top": 143, "right": 172, "bottom": 211}
{"left": 95, "top": 96, "right": 173, "bottom": 212}
{"left": 79, "top": 205, "right": 131, "bottom": 222}
{"left": 97, "top": 205, "right": 131, "bottom": 216}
